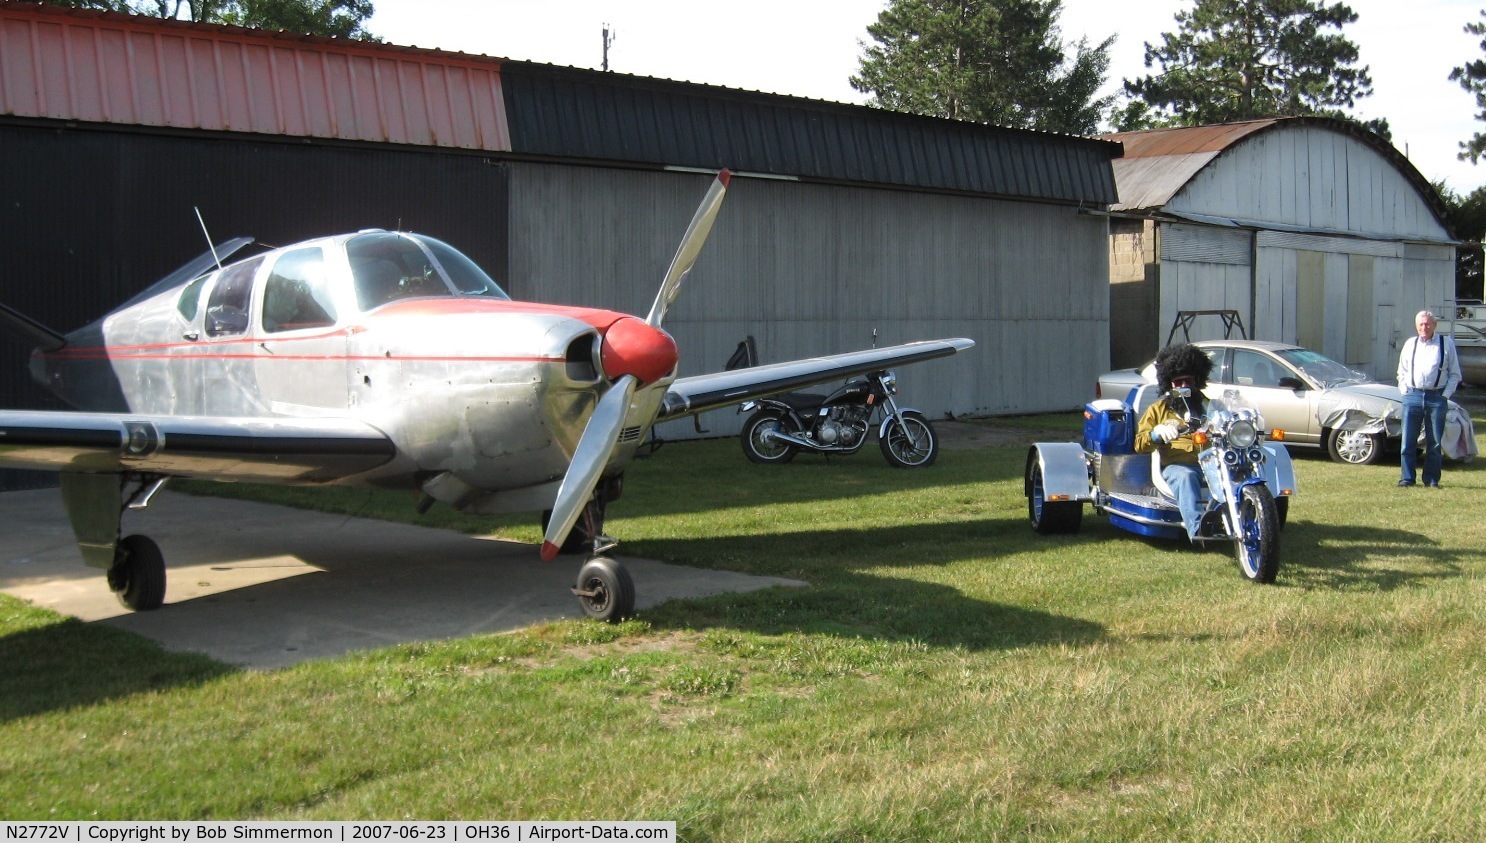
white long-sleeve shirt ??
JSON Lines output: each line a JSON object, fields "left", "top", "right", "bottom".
{"left": 1397, "top": 334, "right": 1462, "bottom": 398}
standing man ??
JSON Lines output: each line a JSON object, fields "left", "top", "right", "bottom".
{"left": 1396, "top": 310, "right": 1462, "bottom": 487}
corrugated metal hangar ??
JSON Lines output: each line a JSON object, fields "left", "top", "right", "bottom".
{"left": 0, "top": 0, "right": 1121, "bottom": 465}
{"left": 1103, "top": 117, "right": 1457, "bottom": 375}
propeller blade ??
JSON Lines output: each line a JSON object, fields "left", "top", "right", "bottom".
{"left": 645, "top": 169, "right": 731, "bottom": 327}
{"left": 540, "top": 374, "right": 638, "bottom": 561}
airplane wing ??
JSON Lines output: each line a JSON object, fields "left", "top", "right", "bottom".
{"left": 0, "top": 411, "right": 395, "bottom": 482}
{"left": 657, "top": 338, "right": 975, "bottom": 420}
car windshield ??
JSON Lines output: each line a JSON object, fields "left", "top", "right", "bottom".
{"left": 1274, "top": 347, "right": 1370, "bottom": 387}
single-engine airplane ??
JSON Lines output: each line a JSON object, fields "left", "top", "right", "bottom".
{"left": 0, "top": 171, "right": 973, "bottom": 620}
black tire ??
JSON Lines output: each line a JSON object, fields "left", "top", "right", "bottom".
{"left": 1027, "top": 457, "right": 1082, "bottom": 534}
{"left": 1233, "top": 485, "right": 1280, "bottom": 583}
{"left": 880, "top": 411, "right": 939, "bottom": 468}
{"left": 741, "top": 410, "right": 798, "bottom": 465}
{"left": 573, "top": 557, "right": 635, "bottom": 623}
{"left": 107, "top": 534, "right": 166, "bottom": 611}
{"left": 1327, "top": 428, "right": 1385, "bottom": 465}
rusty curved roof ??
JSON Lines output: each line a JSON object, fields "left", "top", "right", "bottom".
{"left": 1100, "top": 117, "right": 1451, "bottom": 237}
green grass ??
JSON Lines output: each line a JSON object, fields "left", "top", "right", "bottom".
{"left": 4, "top": 413, "right": 1486, "bottom": 839}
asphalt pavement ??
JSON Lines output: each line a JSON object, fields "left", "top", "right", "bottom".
{"left": 0, "top": 489, "right": 804, "bottom": 669}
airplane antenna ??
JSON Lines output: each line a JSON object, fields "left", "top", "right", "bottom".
{"left": 194, "top": 206, "right": 223, "bottom": 270}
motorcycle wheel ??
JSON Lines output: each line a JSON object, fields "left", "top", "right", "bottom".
{"left": 1026, "top": 458, "right": 1082, "bottom": 534}
{"left": 1233, "top": 484, "right": 1280, "bottom": 583}
{"left": 880, "top": 411, "right": 938, "bottom": 468}
{"left": 741, "top": 410, "right": 799, "bottom": 464}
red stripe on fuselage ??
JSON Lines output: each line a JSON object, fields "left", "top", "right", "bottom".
{"left": 364, "top": 298, "right": 629, "bottom": 331}
{"left": 40, "top": 299, "right": 632, "bottom": 364}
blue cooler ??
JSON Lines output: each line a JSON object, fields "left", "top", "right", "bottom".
{"left": 1083, "top": 398, "right": 1134, "bottom": 455}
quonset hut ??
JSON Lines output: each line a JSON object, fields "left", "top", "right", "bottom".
{"left": 1103, "top": 117, "right": 1456, "bottom": 375}
{"left": 0, "top": 1, "right": 1120, "bottom": 489}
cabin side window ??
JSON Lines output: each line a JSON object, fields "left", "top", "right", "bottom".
{"left": 177, "top": 275, "right": 210, "bottom": 322}
{"left": 262, "top": 248, "right": 336, "bottom": 333}
{"left": 204, "top": 257, "right": 264, "bottom": 338}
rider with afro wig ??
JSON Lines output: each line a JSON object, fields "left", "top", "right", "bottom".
{"left": 1135, "top": 343, "right": 1214, "bottom": 540}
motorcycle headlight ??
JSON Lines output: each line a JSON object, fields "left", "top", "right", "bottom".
{"left": 1224, "top": 449, "right": 1241, "bottom": 465}
{"left": 880, "top": 371, "right": 897, "bottom": 394}
{"left": 1248, "top": 447, "right": 1265, "bottom": 463}
{"left": 1228, "top": 419, "right": 1258, "bottom": 448}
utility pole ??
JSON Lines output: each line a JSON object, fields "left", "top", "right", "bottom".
{"left": 602, "top": 23, "right": 615, "bottom": 71}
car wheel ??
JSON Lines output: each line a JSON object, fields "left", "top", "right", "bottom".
{"left": 1326, "top": 428, "right": 1385, "bottom": 465}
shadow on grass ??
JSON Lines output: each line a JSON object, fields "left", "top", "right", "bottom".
{"left": 0, "top": 609, "right": 233, "bottom": 723}
{"left": 1280, "top": 521, "right": 1472, "bottom": 591}
{"left": 644, "top": 572, "right": 1106, "bottom": 652}
{"left": 626, "top": 518, "right": 1106, "bottom": 650}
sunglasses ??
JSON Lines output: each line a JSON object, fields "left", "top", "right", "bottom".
{"left": 1170, "top": 376, "right": 1197, "bottom": 388}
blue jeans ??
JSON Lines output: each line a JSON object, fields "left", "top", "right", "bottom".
{"left": 1162, "top": 463, "right": 1204, "bottom": 539}
{"left": 1400, "top": 388, "right": 1448, "bottom": 485}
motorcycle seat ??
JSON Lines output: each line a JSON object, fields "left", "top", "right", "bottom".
{"left": 774, "top": 391, "right": 828, "bottom": 411}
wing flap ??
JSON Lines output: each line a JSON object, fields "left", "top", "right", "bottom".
{"left": 658, "top": 338, "right": 975, "bottom": 420}
{"left": 0, "top": 411, "right": 395, "bottom": 482}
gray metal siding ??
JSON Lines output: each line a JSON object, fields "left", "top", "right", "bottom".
{"left": 507, "top": 164, "right": 1110, "bottom": 433}
{"left": 1169, "top": 127, "right": 1449, "bottom": 241}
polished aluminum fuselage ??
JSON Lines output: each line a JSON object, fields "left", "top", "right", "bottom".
{"left": 31, "top": 234, "right": 672, "bottom": 514}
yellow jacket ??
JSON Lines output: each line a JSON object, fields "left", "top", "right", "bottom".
{"left": 1135, "top": 398, "right": 1202, "bottom": 466}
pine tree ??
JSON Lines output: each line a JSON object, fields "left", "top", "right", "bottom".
{"left": 1451, "top": 10, "right": 1486, "bottom": 165}
{"left": 34, "top": 0, "right": 376, "bottom": 39}
{"left": 850, "top": 0, "right": 1114, "bottom": 135}
{"left": 1115, "top": 0, "right": 1372, "bottom": 130}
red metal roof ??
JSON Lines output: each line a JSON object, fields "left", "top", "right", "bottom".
{"left": 0, "top": 1, "right": 1121, "bottom": 205}
{"left": 0, "top": 0, "right": 511, "bottom": 150}
{"left": 1103, "top": 119, "right": 1279, "bottom": 159}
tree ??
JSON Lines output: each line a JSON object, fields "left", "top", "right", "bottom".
{"left": 35, "top": 0, "right": 377, "bottom": 39}
{"left": 850, "top": 0, "right": 1115, "bottom": 136}
{"left": 1451, "top": 10, "right": 1486, "bottom": 165}
{"left": 1115, "top": 0, "right": 1373, "bottom": 131}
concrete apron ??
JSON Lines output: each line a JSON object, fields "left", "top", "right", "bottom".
{"left": 0, "top": 489, "right": 804, "bottom": 670}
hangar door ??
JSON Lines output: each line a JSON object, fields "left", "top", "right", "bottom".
{"left": 1294, "top": 250, "right": 1374, "bottom": 372}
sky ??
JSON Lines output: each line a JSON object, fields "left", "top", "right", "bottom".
{"left": 366, "top": 0, "right": 1486, "bottom": 194}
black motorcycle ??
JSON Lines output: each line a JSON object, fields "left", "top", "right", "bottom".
{"left": 738, "top": 370, "right": 939, "bottom": 467}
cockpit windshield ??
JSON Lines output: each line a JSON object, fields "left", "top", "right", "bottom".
{"left": 348, "top": 232, "right": 509, "bottom": 311}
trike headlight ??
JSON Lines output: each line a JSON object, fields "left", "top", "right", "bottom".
{"left": 1228, "top": 419, "right": 1258, "bottom": 448}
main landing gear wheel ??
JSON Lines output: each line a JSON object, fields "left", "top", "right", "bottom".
{"left": 107, "top": 534, "right": 166, "bottom": 611}
{"left": 1234, "top": 485, "right": 1280, "bottom": 584}
{"left": 572, "top": 557, "right": 635, "bottom": 622}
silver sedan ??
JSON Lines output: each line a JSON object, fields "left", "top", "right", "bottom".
{"left": 1096, "top": 339, "right": 1473, "bottom": 466}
